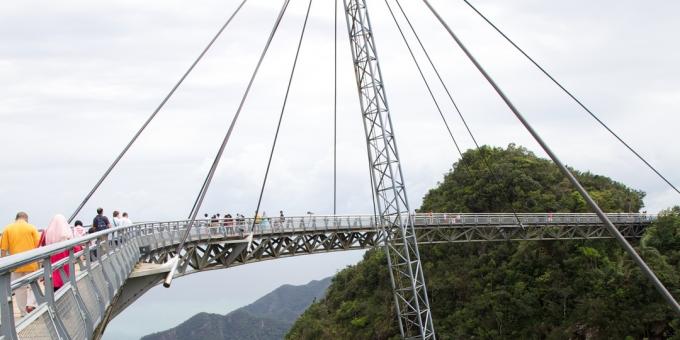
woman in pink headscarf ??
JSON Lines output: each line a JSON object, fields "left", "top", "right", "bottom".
{"left": 41, "top": 214, "right": 82, "bottom": 291}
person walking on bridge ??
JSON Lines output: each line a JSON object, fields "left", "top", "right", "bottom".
{"left": 121, "top": 212, "right": 132, "bottom": 227}
{"left": 41, "top": 214, "right": 81, "bottom": 291}
{"left": 91, "top": 207, "right": 111, "bottom": 232}
{"left": 90, "top": 208, "right": 111, "bottom": 256}
{"left": 0, "top": 212, "right": 40, "bottom": 316}
{"left": 112, "top": 210, "right": 122, "bottom": 227}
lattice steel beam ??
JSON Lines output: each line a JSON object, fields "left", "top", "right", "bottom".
{"left": 341, "top": 0, "right": 435, "bottom": 338}
{"left": 142, "top": 222, "right": 648, "bottom": 275}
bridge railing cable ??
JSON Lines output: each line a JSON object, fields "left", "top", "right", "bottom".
{"left": 385, "top": 0, "right": 526, "bottom": 228}
{"left": 67, "top": 0, "right": 250, "bottom": 224}
{"left": 165, "top": 0, "right": 293, "bottom": 288}
{"left": 251, "top": 0, "right": 314, "bottom": 232}
{"left": 461, "top": 0, "right": 680, "bottom": 197}
{"left": 422, "top": 0, "right": 680, "bottom": 314}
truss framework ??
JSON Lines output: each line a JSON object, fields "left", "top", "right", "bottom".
{"left": 341, "top": 0, "right": 435, "bottom": 338}
{"left": 140, "top": 221, "right": 649, "bottom": 275}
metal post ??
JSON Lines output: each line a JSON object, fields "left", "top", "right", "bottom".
{"left": 0, "top": 273, "right": 18, "bottom": 340}
{"left": 43, "top": 259, "right": 70, "bottom": 339}
{"left": 69, "top": 248, "right": 94, "bottom": 337}
{"left": 342, "top": 0, "right": 436, "bottom": 338}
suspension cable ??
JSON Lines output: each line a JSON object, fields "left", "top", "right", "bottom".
{"left": 423, "top": 0, "right": 680, "bottom": 314}
{"left": 251, "top": 0, "right": 314, "bottom": 231}
{"left": 462, "top": 0, "right": 680, "bottom": 197}
{"left": 383, "top": 1, "right": 466, "bottom": 160}
{"left": 393, "top": 0, "right": 475, "bottom": 148}
{"left": 68, "top": 0, "right": 250, "bottom": 224}
{"left": 333, "top": 0, "right": 339, "bottom": 215}
{"left": 387, "top": 0, "right": 524, "bottom": 226}
{"left": 164, "top": 0, "right": 292, "bottom": 288}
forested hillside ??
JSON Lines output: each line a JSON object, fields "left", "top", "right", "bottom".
{"left": 287, "top": 145, "right": 680, "bottom": 339}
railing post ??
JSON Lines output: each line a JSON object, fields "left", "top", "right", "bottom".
{"left": 69, "top": 248, "right": 94, "bottom": 337}
{"left": 43, "top": 259, "right": 70, "bottom": 339}
{"left": 0, "top": 272, "right": 18, "bottom": 340}
{"left": 83, "top": 242, "right": 105, "bottom": 320}
{"left": 94, "top": 240, "right": 115, "bottom": 300}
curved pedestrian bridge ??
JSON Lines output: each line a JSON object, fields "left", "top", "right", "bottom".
{"left": 0, "top": 213, "right": 653, "bottom": 339}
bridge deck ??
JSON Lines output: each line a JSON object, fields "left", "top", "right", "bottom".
{"left": 0, "top": 213, "right": 654, "bottom": 340}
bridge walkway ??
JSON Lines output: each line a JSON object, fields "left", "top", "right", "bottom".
{"left": 0, "top": 213, "right": 653, "bottom": 339}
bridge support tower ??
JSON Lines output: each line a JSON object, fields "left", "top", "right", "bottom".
{"left": 342, "top": 1, "right": 436, "bottom": 338}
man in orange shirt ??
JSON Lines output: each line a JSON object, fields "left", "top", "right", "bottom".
{"left": 0, "top": 212, "right": 40, "bottom": 316}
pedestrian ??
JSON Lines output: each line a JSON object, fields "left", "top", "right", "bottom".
{"left": 121, "top": 212, "right": 132, "bottom": 227}
{"left": 92, "top": 207, "right": 111, "bottom": 232}
{"left": 41, "top": 215, "right": 82, "bottom": 291}
{"left": 261, "top": 212, "right": 270, "bottom": 229}
{"left": 73, "top": 220, "right": 86, "bottom": 238}
{"left": 91, "top": 207, "right": 111, "bottom": 256}
{"left": 0, "top": 212, "right": 40, "bottom": 316}
{"left": 112, "top": 211, "right": 122, "bottom": 227}
{"left": 279, "top": 210, "right": 285, "bottom": 225}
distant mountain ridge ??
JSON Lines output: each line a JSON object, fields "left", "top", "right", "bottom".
{"left": 141, "top": 277, "right": 331, "bottom": 340}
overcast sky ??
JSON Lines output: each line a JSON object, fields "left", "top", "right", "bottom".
{"left": 1, "top": 0, "right": 679, "bottom": 338}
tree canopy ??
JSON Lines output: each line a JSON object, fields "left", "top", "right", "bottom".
{"left": 287, "top": 145, "right": 679, "bottom": 339}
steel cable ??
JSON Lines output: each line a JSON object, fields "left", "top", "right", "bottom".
{"left": 384, "top": 1, "right": 466, "bottom": 164}
{"left": 164, "top": 0, "right": 292, "bottom": 287}
{"left": 423, "top": 0, "right": 680, "bottom": 314}
{"left": 387, "top": 0, "right": 525, "bottom": 226}
{"left": 68, "top": 0, "right": 250, "bottom": 223}
{"left": 251, "top": 0, "right": 314, "bottom": 231}
{"left": 462, "top": 0, "right": 680, "bottom": 197}
{"left": 68, "top": 0, "right": 248, "bottom": 223}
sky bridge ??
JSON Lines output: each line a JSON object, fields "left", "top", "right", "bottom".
{"left": 0, "top": 213, "right": 654, "bottom": 339}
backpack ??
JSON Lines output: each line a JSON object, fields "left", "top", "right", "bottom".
{"left": 94, "top": 215, "right": 108, "bottom": 232}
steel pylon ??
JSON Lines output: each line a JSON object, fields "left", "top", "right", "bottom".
{"left": 341, "top": 0, "right": 436, "bottom": 338}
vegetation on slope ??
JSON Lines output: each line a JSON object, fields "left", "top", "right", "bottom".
{"left": 287, "top": 145, "right": 680, "bottom": 339}
{"left": 142, "top": 278, "right": 331, "bottom": 340}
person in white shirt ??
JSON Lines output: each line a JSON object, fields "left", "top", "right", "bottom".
{"left": 112, "top": 210, "right": 123, "bottom": 227}
{"left": 121, "top": 212, "right": 132, "bottom": 226}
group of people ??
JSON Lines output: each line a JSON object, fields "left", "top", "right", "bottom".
{"left": 203, "top": 210, "right": 286, "bottom": 229}
{"left": 91, "top": 208, "right": 132, "bottom": 231}
{"left": 205, "top": 213, "right": 244, "bottom": 226}
{"left": 0, "top": 207, "right": 132, "bottom": 317}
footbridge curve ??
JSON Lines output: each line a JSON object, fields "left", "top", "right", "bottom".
{"left": 0, "top": 213, "right": 653, "bottom": 339}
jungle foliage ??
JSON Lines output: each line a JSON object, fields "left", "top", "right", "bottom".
{"left": 287, "top": 145, "right": 680, "bottom": 339}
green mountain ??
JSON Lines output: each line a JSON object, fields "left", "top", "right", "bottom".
{"left": 287, "top": 144, "right": 680, "bottom": 339}
{"left": 143, "top": 277, "right": 331, "bottom": 340}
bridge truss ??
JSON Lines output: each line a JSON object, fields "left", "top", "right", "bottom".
{"left": 143, "top": 214, "right": 650, "bottom": 275}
